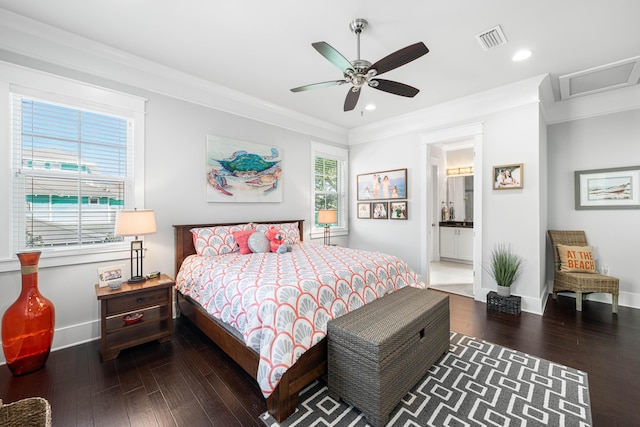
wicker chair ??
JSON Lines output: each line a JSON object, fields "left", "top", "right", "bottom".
{"left": 548, "top": 230, "right": 619, "bottom": 313}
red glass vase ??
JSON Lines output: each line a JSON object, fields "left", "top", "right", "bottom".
{"left": 2, "top": 251, "right": 55, "bottom": 375}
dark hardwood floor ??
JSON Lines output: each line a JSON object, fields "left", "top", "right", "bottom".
{"left": 1, "top": 293, "right": 637, "bottom": 426}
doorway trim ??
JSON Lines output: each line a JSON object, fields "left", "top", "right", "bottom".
{"left": 420, "top": 122, "right": 484, "bottom": 300}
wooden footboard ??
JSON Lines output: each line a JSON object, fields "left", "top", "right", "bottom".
{"left": 174, "top": 220, "right": 325, "bottom": 422}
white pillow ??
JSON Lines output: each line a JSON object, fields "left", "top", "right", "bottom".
{"left": 247, "top": 232, "right": 270, "bottom": 253}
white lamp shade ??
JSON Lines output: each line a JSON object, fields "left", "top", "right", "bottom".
{"left": 115, "top": 209, "right": 157, "bottom": 236}
{"left": 317, "top": 209, "right": 338, "bottom": 225}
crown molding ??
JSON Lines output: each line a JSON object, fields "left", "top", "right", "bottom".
{"left": 348, "top": 75, "right": 546, "bottom": 145}
{"left": 544, "top": 82, "right": 640, "bottom": 125}
{"left": 0, "top": 9, "right": 348, "bottom": 144}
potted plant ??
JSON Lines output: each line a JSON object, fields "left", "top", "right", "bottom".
{"left": 485, "top": 243, "right": 524, "bottom": 297}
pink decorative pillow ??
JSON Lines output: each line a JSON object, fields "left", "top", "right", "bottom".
{"left": 254, "top": 222, "right": 300, "bottom": 246}
{"left": 191, "top": 224, "right": 253, "bottom": 256}
{"left": 232, "top": 229, "right": 257, "bottom": 254}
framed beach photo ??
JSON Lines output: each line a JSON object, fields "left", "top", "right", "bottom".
{"left": 357, "top": 202, "right": 371, "bottom": 219}
{"left": 372, "top": 202, "right": 389, "bottom": 219}
{"left": 575, "top": 165, "right": 640, "bottom": 210}
{"left": 357, "top": 168, "right": 407, "bottom": 200}
{"left": 390, "top": 201, "right": 408, "bottom": 220}
{"left": 493, "top": 164, "right": 523, "bottom": 190}
{"left": 97, "top": 264, "right": 125, "bottom": 288}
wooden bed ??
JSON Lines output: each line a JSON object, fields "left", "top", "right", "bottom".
{"left": 173, "top": 219, "right": 326, "bottom": 422}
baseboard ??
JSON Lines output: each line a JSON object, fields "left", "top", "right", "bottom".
{"left": 547, "top": 280, "right": 640, "bottom": 310}
{"left": 0, "top": 319, "right": 101, "bottom": 365}
{"left": 475, "top": 287, "right": 545, "bottom": 315}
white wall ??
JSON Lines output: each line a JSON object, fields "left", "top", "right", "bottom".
{"left": 143, "top": 93, "right": 349, "bottom": 278}
{"left": 348, "top": 133, "right": 423, "bottom": 270}
{"left": 0, "top": 72, "right": 346, "bottom": 364}
{"left": 547, "top": 108, "right": 640, "bottom": 307}
{"left": 349, "top": 80, "right": 549, "bottom": 314}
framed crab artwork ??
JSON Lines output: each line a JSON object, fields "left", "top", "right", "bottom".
{"left": 206, "top": 135, "right": 283, "bottom": 202}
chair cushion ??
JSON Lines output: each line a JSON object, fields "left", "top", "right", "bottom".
{"left": 557, "top": 244, "right": 596, "bottom": 273}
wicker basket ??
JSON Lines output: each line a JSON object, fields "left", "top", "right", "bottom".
{"left": 487, "top": 291, "right": 521, "bottom": 314}
{"left": 0, "top": 397, "right": 51, "bottom": 427}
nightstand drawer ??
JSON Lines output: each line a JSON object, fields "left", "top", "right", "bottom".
{"left": 106, "top": 288, "right": 167, "bottom": 315}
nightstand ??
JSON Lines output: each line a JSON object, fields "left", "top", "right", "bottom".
{"left": 95, "top": 274, "right": 174, "bottom": 361}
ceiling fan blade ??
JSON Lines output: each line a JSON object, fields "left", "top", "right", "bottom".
{"left": 344, "top": 88, "right": 361, "bottom": 111}
{"left": 370, "top": 79, "right": 420, "bottom": 97}
{"left": 368, "top": 42, "right": 429, "bottom": 76}
{"left": 312, "top": 42, "right": 355, "bottom": 74}
{"left": 291, "top": 80, "right": 347, "bottom": 92}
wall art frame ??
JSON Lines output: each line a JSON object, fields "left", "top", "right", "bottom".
{"left": 357, "top": 168, "right": 407, "bottom": 200}
{"left": 575, "top": 165, "right": 640, "bottom": 210}
{"left": 493, "top": 163, "right": 523, "bottom": 190}
{"left": 390, "top": 201, "right": 408, "bottom": 220}
{"left": 357, "top": 202, "right": 371, "bottom": 219}
{"left": 206, "top": 135, "right": 283, "bottom": 203}
{"left": 372, "top": 202, "right": 389, "bottom": 219}
{"left": 97, "top": 264, "right": 125, "bottom": 288}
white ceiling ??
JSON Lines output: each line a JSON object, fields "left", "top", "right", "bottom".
{"left": 1, "top": 0, "right": 639, "bottom": 130}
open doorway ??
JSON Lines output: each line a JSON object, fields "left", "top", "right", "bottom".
{"left": 429, "top": 141, "right": 474, "bottom": 297}
{"left": 420, "top": 124, "right": 483, "bottom": 301}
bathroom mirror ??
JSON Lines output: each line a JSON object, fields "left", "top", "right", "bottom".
{"left": 446, "top": 175, "right": 474, "bottom": 221}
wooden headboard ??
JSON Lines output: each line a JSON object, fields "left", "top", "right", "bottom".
{"left": 173, "top": 219, "right": 305, "bottom": 276}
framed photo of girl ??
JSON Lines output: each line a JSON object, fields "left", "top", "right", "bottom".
{"left": 372, "top": 202, "right": 389, "bottom": 219}
{"left": 357, "top": 168, "right": 407, "bottom": 200}
{"left": 357, "top": 202, "right": 371, "bottom": 219}
{"left": 493, "top": 164, "right": 523, "bottom": 190}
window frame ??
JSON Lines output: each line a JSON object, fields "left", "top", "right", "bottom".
{"left": 0, "top": 63, "right": 146, "bottom": 271}
{"left": 310, "top": 141, "right": 349, "bottom": 240}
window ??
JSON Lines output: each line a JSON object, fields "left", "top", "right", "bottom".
{"left": 11, "top": 96, "right": 132, "bottom": 252}
{"left": 311, "top": 142, "right": 348, "bottom": 237}
{"left": 0, "top": 64, "right": 145, "bottom": 268}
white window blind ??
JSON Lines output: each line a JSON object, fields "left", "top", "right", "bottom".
{"left": 311, "top": 142, "right": 348, "bottom": 233}
{"left": 11, "top": 94, "right": 134, "bottom": 252}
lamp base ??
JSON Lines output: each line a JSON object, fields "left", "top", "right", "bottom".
{"left": 127, "top": 275, "right": 146, "bottom": 284}
{"left": 323, "top": 225, "right": 331, "bottom": 246}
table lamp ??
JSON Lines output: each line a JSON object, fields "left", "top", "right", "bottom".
{"left": 317, "top": 209, "right": 338, "bottom": 245}
{"left": 115, "top": 209, "right": 157, "bottom": 283}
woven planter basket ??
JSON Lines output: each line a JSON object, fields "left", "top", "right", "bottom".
{"left": 0, "top": 397, "right": 51, "bottom": 427}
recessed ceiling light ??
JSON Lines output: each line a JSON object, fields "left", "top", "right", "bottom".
{"left": 512, "top": 49, "right": 532, "bottom": 62}
{"left": 365, "top": 103, "right": 376, "bottom": 111}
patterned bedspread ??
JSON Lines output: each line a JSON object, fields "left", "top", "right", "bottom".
{"left": 176, "top": 243, "right": 426, "bottom": 397}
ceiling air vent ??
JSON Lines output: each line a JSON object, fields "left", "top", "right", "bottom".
{"left": 475, "top": 25, "right": 507, "bottom": 51}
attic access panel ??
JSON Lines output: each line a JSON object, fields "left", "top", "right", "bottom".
{"left": 559, "top": 56, "right": 640, "bottom": 100}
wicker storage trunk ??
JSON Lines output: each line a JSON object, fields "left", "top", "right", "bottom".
{"left": 327, "top": 287, "right": 449, "bottom": 427}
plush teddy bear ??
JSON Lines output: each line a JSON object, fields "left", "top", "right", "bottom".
{"left": 265, "top": 226, "right": 287, "bottom": 253}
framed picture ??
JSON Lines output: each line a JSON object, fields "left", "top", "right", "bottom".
{"left": 357, "top": 168, "right": 407, "bottom": 200}
{"left": 575, "top": 165, "right": 640, "bottom": 210}
{"left": 206, "top": 135, "right": 283, "bottom": 203}
{"left": 372, "top": 202, "right": 389, "bottom": 219}
{"left": 493, "top": 164, "right": 523, "bottom": 190}
{"left": 390, "top": 201, "right": 408, "bottom": 220}
{"left": 97, "top": 264, "right": 125, "bottom": 288}
{"left": 357, "top": 202, "right": 371, "bottom": 219}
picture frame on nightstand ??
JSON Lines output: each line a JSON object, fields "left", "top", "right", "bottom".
{"left": 97, "top": 264, "right": 125, "bottom": 288}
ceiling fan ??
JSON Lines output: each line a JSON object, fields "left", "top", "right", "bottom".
{"left": 291, "top": 18, "right": 429, "bottom": 112}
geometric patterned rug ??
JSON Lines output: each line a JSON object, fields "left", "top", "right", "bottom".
{"left": 260, "top": 331, "right": 592, "bottom": 427}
